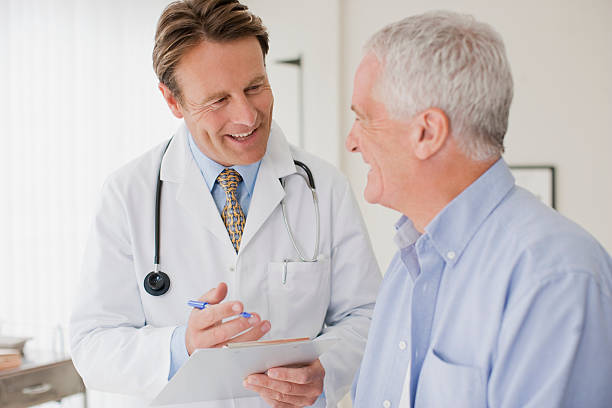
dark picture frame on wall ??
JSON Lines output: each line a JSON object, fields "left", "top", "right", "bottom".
{"left": 509, "top": 165, "right": 556, "bottom": 209}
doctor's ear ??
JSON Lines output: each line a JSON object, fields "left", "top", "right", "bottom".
{"left": 159, "top": 83, "right": 184, "bottom": 119}
{"left": 412, "top": 108, "right": 450, "bottom": 160}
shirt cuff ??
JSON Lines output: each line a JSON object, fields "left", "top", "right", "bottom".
{"left": 169, "top": 325, "right": 189, "bottom": 380}
{"left": 313, "top": 391, "right": 326, "bottom": 407}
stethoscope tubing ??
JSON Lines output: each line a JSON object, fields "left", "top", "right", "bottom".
{"left": 153, "top": 138, "right": 173, "bottom": 271}
{"left": 280, "top": 174, "right": 320, "bottom": 262}
{"left": 145, "top": 137, "right": 319, "bottom": 296}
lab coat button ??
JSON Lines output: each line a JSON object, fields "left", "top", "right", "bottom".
{"left": 398, "top": 341, "right": 407, "bottom": 350}
{"left": 229, "top": 266, "right": 235, "bottom": 272}
{"left": 383, "top": 400, "right": 391, "bottom": 408}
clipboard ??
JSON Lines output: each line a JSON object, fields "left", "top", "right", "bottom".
{"left": 151, "top": 337, "right": 339, "bottom": 405}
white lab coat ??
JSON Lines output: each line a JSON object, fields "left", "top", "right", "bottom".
{"left": 70, "top": 122, "right": 381, "bottom": 408}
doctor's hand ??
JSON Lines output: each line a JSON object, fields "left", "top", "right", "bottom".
{"left": 185, "top": 282, "right": 271, "bottom": 355}
{"left": 243, "top": 359, "right": 325, "bottom": 407}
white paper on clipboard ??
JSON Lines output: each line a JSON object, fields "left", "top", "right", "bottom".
{"left": 150, "top": 337, "right": 339, "bottom": 406}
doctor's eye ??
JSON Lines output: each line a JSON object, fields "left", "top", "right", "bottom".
{"left": 245, "top": 84, "right": 262, "bottom": 94}
{"left": 209, "top": 96, "right": 228, "bottom": 109}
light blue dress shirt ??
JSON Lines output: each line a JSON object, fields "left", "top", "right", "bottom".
{"left": 187, "top": 131, "right": 260, "bottom": 215}
{"left": 352, "top": 159, "right": 612, "bottom": 407}
{"left": 168, "top": 132, "right": 261, "bottom": 379}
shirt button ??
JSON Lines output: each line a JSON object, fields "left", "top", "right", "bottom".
{"left": 229, "top": 266, "right": 235, "bottom": 272}
{"left": 383, "top": 400, "right": 391, "bottom": 408}
{"left": 398, "top": 341, "right": 407, "bottom": 350}
{"left": 446, "top": 251, "right": 456, "bottom": 260}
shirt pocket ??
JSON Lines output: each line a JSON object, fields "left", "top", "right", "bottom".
{"left": 415, "top": 348, "right": 486, "bottom": 408}
{"left": 267, "top": 259, "right": 331, "bottom": 339}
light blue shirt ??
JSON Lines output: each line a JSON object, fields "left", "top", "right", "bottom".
{"left": 168, "top": 132, "right": 261, "bottom": 379}
{"left": 187, "top": 131, "right": 260, "bottom": 216}
{"left": 352, "top": 159, "right": 612, "bottom": 407}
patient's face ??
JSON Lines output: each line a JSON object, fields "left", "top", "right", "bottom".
{"left": 346, "top": 53, "right": 417, "bottom": 210}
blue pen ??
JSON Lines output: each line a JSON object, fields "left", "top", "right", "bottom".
{"left": 187, "top": 300, "right": 209, "bottom": 309}
{"left": 187, "top": 300, "right": 251, "bottom": 318}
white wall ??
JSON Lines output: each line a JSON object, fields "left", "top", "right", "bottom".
{"left": 1, "top": 0, "right": 179, "bottom": 340}
{"left": 245, "top": 0, "right": 342, "bottom": 166}
{"left": 340, "top": 0, "right": 612, "bottom": 273}
{"left": 1, "top": 1, "right": 179, "bottom": 406}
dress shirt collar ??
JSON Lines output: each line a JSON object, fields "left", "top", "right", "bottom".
{"left": 424, "top": 158, "right": 515, "bottom": 264}
{"left": 187, "top": 131, "right": 260, "bottom": 196}
{"left": 394, "top": 215, "right": 422, "bottom": 250}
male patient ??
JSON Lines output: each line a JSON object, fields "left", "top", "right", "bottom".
{"left": 348, "top": 10, "right": 612, "bottom": 407}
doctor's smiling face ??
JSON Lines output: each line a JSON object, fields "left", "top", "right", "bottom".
{"left": 160, "top": 37, "right": 274, "bottom": 167}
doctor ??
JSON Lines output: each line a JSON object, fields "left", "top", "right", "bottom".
{"left": 69, "top": 0, "right": 381, "bottom": 407}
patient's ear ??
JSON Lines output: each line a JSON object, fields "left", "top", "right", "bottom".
{"left": 159, "top": 83, "right": 184, "bottom": 119}
{"left": 413, "top": 108, "right": 450, "bottom": 160}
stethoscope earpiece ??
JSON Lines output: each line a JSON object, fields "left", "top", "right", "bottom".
{"left": 144, "top": 271, "right": 170, "bottom": 296}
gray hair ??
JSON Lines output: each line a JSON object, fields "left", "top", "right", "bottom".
{"left": 365, "top": 11, "right": 513, "bottom": 161}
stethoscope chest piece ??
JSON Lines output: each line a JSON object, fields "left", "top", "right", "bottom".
{"left": 144, "top": 270, "right": 170, "bottom": 296}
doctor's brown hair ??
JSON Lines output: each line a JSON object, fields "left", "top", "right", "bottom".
{"left": 152, "top": 0, "right": 269, "bottom": 103}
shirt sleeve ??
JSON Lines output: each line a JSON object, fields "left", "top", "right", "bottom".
{"left": 169, "top": 325, "right": 189, "bottom": 379}
{"left": 489, "top": 270, "right": 612, "bottom": 407}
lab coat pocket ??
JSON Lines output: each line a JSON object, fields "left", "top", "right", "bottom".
{"left": 415, "top": 348, "right": 486, "bottom": 408}
{"left": 267, "top": 259, "right": 331, "bottom": 339}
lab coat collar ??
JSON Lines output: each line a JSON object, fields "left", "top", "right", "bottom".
{"left": 159, "top": 122, "right": 235, "bottom": 254}
{"left": 159, "top": 120, "right": 297, "bottom": 255}
{"left": 159, "top": 122, "right": 190, "bottom": 183}
{"left": 240, "top": 121, "right": 296, "bottom": 252}
{"left": 160, "top": 121, "right": 295, "bottom": 184}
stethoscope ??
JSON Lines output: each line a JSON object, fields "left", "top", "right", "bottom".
{"left": 144, "top": 138, "right": 320, "bottom": 296}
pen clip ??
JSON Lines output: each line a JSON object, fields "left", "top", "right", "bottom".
{"left": 282, "top": 260, "right": 288, "bottom": 285}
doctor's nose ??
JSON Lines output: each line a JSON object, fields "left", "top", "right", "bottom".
{"left": 229, "top": 95, "right": 257, "bottom": 127}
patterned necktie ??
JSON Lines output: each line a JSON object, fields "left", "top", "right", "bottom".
{"left": 217, "top": 168, "right": 246, "bottom": 253}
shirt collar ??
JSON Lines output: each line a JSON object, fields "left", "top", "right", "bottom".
{"left": 423, "top": 158, "right": 515, "bottom": 264}
{"left": 394, "top": 215, "right": 422, "bottom": 250}
{"left": 187, "top": 131, "right": 260, "bottom": 196}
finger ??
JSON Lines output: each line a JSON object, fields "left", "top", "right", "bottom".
{"left": 261, "top": 396, "right": 294, "bottom": 408}
{"left": 200, "top": 313, "right": 263, "bottom": 348}
{"left": 186, "top": 303, "right": 250, "bottom": 354}
{"left": 243, "top": 380, "right": 318, "bottom": 406}
{"left": 266, "top": 360, "right": 324, "bottom": 385}
{"left": 190, "top": 300, "right": 245, "bottom": 329}
{"left": 228, "top": 320, "right": 271, "bottom": 343}
{"left": 244, "top": 373, "right": 321, "bottom": 398}
{"left": 197, "top": 282, "right": 228, "bottom": 305}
